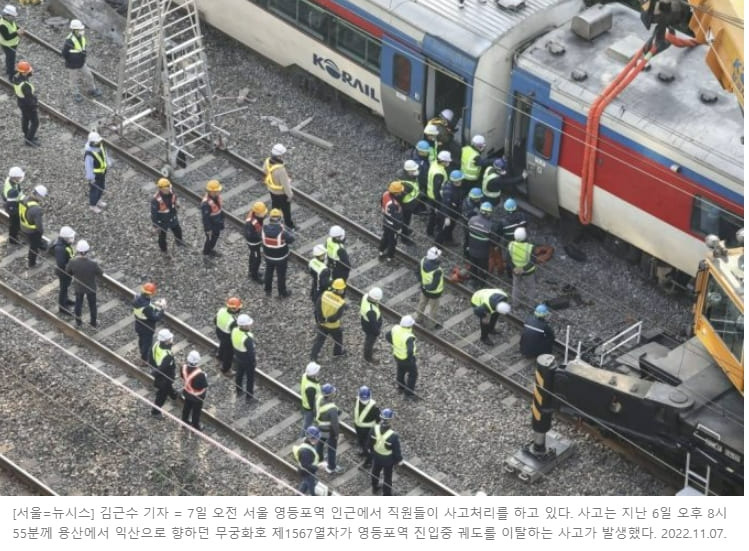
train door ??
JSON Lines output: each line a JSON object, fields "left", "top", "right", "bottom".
{"left": 380, "top": 38, "right": 426, "bottom": 145}
{"left": 525, "top": 101, "right": 562, "bottom": 217}
{"left": 425, "top": 65, "right": 467, "bottom": 141}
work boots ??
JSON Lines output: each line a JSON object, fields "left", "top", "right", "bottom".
{"left": 480, "top": 323, "right": 494, "bottom": 345}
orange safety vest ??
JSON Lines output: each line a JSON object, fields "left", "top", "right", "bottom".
{"left": 262, "top": 227, "right": 286, "bottom": 249}
{"left": 202, "top": 194, "right": 222, "bottom": 216}
{"left": 153, "top": 191, "right": 177, "bottom": 213}
{"left": 181, "top": 364, "right": 204, "bottom": 397}
{"left": 381, "top": 191, "right": 401, "bottom": 214}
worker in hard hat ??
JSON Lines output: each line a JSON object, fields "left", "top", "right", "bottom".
{"left": 66, "top": 239, "right": 102, "bottom": 328}
{"left": 201, "top": 180, "right": 224, "bottom": 257}
{"left": 461, "top": 135, "right": 491, "bottom": 187}
{"left": 422, "top": 123, "right": 441, "bottom": 163}
{"left": 133, "top": 282, "right": 166, "bottom": 363}
{"left": 497, "top": 197, "right": 528, "bottom": 243}
{"left": 360, "top": 287, "right": 383, "bottom": 363}
{"left": 62, "top": 19, "right": 102, "bottom": 102}
{"left": 397, "top": 159, "right": 421, "bottom": 241}
{"left": 507, "top": 227, "right": 537, "bottom": 308}
{"left": 293, "top": 426, "right": 323, "bottom": 496}
{"left": 2, "top": 165, "right": 25, "bottom": 244}
{"left": 326, "top": 225, "right": 351, "bottom": 282}
{"left": 231, "top": 314, "right": 257, "bottom": 402}
{"left": 150, "top": 328, "right": 178, "bottom": 417}
{"left": 300, "top": 362, "right": 322, "bottom": 435}
{"left": 151, "top": 178, "right": 184, "bottom": 252}
{"left": 11, "top": 60, "right": 39, "bottom": 147}
{"left": 462, "top": 187, "right": 483, "bottom": 258}
{"left": 410, "top": 141, "right": 431, "bottom": 211}
{"left": 470, "top": 288, "right": 511, "bottom": 345}
{"left": 261, "top": 207, "right": 294, "bottom": 298}
{"left": 386, "top": 316, "right": 418, "bottom": 398}
{"left": 264, "top": 143, "right": 295, "bottom": 229}
{"left": 482, "top": 158, "right": 527, "bottom": 207}
{"left": 416, "top": 247, "right": 444, "bottom": 330}
{"left": 353, "top": 386, "right": 379, "bottom": 466}
{"left": 180, "top": 350, "right": 208, "bottom": 431}
{"left": 18, "top": 184, "right": 47, "bottom": 268}
{"left": 307, "top": 244, "right": 330, "bottom": 303}
{"left": 379, "top": 180, "right": 404, "bottom": 261}
{"left": 436, "top": 169, "right": 465, "bottom": 246}
{"left": 426, "top": 150, "right": 451, "bottom": 238}
{"left": 520, "top": 304, "right": 555, "bottom": 358}
{"left": 427, "top": 108, "right": 460, "bottom": 168}
{"left": 467, "top": 202, "right": 496, "bottom": 287}
{"left": 0, "top": 5, "right": 22, "bottom": 80}
{"left": 244, "top": 201, "right": 267, "bottom": 283}
{"left": 215, "top": 297, "right": 242, "bottom": 374}
{"left": 310, "top": 278, "right": 347, "bottom": 362}
{"left": 84, "top": 131, "right": 108, "bottom": 213}
{"left": 316, "top": 383, "right": 343, "bottom": 474}
{"left": 368, "top": 408, "right": 403, "bottom": 496}
{"left": 53, "top": 226, "right": 76, "bottom": 316}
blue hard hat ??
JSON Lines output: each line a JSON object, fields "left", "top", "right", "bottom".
{"left": 450, "top": 170, "right": 464, "bottom": 181}
{"left": 322, "top": 383, "right": 336, "bottom": 396}
{"left": 493, "top": 157, "right": 507, "bottom": 171}
{"left": 306, "top": 426, "right": 321, "bottom": 439}
{"left": 416, "top": 140, "right": 430, "bottom": 153}
{"left": 480, "top": 201, "right": 493, "bottom": 213}
{"left": 358, "top": 386, "right": 371, "bottom": 401}
{"left": 381, "top": 408, "right": 394, "bottom": 420}
{"left": 535, "top": 304, "right": 550, "bottom": 317}
{"left": 469, "top": 187, "right": 482, "bottom": 200}
{"left": 504, "top": 198, "right": 517, "bottom": 212}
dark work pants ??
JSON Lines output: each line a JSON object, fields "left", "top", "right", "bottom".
{"left": 355, "top": 426, "right": 371, "bottom": 456}
{"left": 298, "top": 469, "right": 317, "bottom": 496}
{"left": 7, "top": 212, "right": 20, "bottom": 243}
{"left": 216, "top": 329, "right": 232, "bottom": 373}
{"left": 89, "top": 173, "right": 106, "bottom": 206}
{"left": 395, "top": 358, "right": 418, "bottom": 396}
{"left": 371, "top": 461, "right": 394, "bottom": 495}
{"left": 137, "top": 328, "right": 155, "bottom": 362}
{"left": 181, "top": 394, "right": 204, "bottom": 429}
{"left": 470, "top": 254, "right": 489, "bottom": 284}
{"left": 20, "top": 105, "right": 39, "bottom": 141}
{"left": 152, "top": 382, "right": 176, "bottom": 414}
{"left": 264, "top": 258, "right": 288, "bottom": 295}
{"left": 25, "top": 231, "right": 43, "bottom": 267}
{"left": 426, "top": 199, "right": 437, "bottom": 237}
{"left": 234, "top": 361, "right": 255, "bottom": 398}
{"left": 378, "top": 226, "right": 397, "bottom": 258}
{"left": 203, "top": 228, "right": 221, "bottom": 254}
{"left": 480, "top": 313, "right": 500, "bottom": 339}
{"left": 363, "top": 331, "right": 378, "bottom": 361}
{"left": 435, "top": 215, "right": 457, "bottom": 245}
{"left": 270, "top": 193, "right": 294, "bottom": 229}
{"left": 248, "top": 244, "right": 262, "bottom": 279}
{"left": 401, "top": 204, "right": 414, "bottom": 237}
{"left": 158, "top": 224, "right": 183, "bottom": 252}
{"left": 74, "top": 291, "right": 97, "bottom": 325}
{"left": 3, "top": 46, "right": 16, "bottom": 79}
{"left": 310, "top": 326, "right": 343, "bottom": 360}
{"left": 316, "top": 434, "right": 338, "bottom": 470}
{"left": 57, "top": 272, "right": 72, "bottom": 309}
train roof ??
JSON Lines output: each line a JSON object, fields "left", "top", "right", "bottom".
{"left": 514, "top": 4, "right": 744, "bottom": 189}
{"left": 366, "top": 0, "right": 574, "bottom": 58}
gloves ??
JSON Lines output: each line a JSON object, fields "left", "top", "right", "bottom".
{"left": 522, "top": 169, "right": 528, "bottom": 179}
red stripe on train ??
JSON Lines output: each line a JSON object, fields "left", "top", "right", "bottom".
{"left": 314, "top": 0, "right": 384, "bottom": 39}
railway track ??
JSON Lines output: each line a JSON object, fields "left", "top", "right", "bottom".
{"left": 0, "top": 452, "right": 57, "bottom": 496}
{"left": 0, "top": 23, "right": 679, "bottom": 495}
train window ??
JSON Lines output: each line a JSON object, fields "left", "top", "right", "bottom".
{"left": 690, "top": 196, "right": 743, "bottom": 247}
{"left": 268, "top": 0, "right": 297, "bottom": 21}
{"left": 337, "top": 23, "right": 367, "bottom": 63}
{"left": 298, "top": 2, "right": 329, "bottom": 39}
{"left": 367, "top": 41, "right": 382, "bottom": 72}
{"left": 533, "top": 123, "right": 554, "bottom": 159}
{"left": 703, "top": 274, "right": 743, "bottom": 362}
{"left": 393, "top": 54, "right": 411, "bottom": 93}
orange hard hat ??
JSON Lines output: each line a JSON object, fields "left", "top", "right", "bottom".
{"left": 226, "top": 297, "right": 242, "bottom": 310}
{"left": 388, "top": 181, "right": 405, "bottom": 194}
{"left": 16, "top": 61, "right": 32, "bottom": 74}
{"left": 142, "top": 282, "right": 157, "bottom": 295}
{"left": 251, "top": 201, "right": 268, "bottom": 217}
{"left": 206, "top": 180, "right": 222, "bottom": 192}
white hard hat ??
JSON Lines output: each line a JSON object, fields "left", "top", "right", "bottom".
{"left": 424, "top": 124, "right": 439, "bottom": 136}
{"left": 70, "top": 19, "right": 85, "bottom": 30}
{"left": 237, "top": 314, "right": 253, "bottom": 327}
{"left": 157, "top": 329, "right": 174, "bottom": 342}
{"left": 305, "top": 361, "right": 321, "bottom": 377}
{"left": 312, "top": 244, "right": 326, "bottom": 257}
{"left": 513, "top": 227, "right": 527, "bottom": 242}
{"left": 329, "top": 225, "right": 345, "bottom": 239}
{"left": 271, "top": 143, "right": 287, "bottom": 156}
{"left": 2, "top": 5, "right": 17, "bottom": 16}
{"left": 187, "top": 350, "right": 201, "bottom": 365}
{"left": 368, "top": 287, "right": 383, "bottom": 302}
{"left": 403, "top": 159, "right": 419, "bottom": 173}
{"left": 33, "top": 185, "right": 48, "bottom": 198}
{"left": 400, "top": 315, "right": 415, "bottom": 328}
{"left": 426, "top": 246, "right": 442, "bottom": 260}
{"left": 59, "top": 226, "right": 75, "bottom": 240}
{"left": 8, "top": 166, "right": 24, "bottom": 179}
{"left": 437, "top": 150, "right": 452, "bottom": 163}
{"left": 440, "top": 109, "right": 454, "bottom": 122}
{"left": 496, "top": 302, "right": 511, "bottom": 315}
{"left": 88, "top": 131, "right": 102, "bottom": 144}
{"left": 471, "top": 135, "right": 486, "bottom": 148}
{"left": 75, "top": 239, "right": 90, "bottom": 253}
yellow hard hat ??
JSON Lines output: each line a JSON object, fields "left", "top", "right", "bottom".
{"left": 206, "top": 180, "right": 222, "bottom": 192}
{"left": 269, "top": 208, "right": 283, "bottom": 219}
{"left": 388, "top": 181, "right": 405, "bottom": 194}
{"left": 331, "top": 278, "right": 346, "bottom": 291}
{"left": 157, "top": 178, "right": 171, "bottom": 188}
{"left": 252, "top": 202, "right": 268, "bottom": 217}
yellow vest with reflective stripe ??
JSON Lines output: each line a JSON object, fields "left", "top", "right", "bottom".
{"left": 390, "top": 325, "right": 414, "bottom": 360}
{"left": 354, "top": 398, "right": 377, "bottom": 428}
{"left": 315, "top": 400, "right": 336, "bottom": 431}
{"left": 18, "top": 199, "right": 38, "bottom": 231}
{"left": 359, "top": 296, "right": 380, "bottom": 323}
{"left": 89, "top": 145, "right": 108, "bottom": 174}
{"left": 300, "top": 374, "right": 320, "bottom": 411}
{"left": 471, "top": 288, "right": 508, "bottom": 309}
{"left": 66, "top": 33, "right": 86, "bottom": 53}
{"left": 151, "top": 343, "right": 171, "bottom": 367}
{"left": 309, "top": 257, "right": 327, "bottom": 275}
{"left": 461, "top": 145, "right": 481, "bottom": 181}
{"left": 0, "top": 18, "right": 19, "bottom": 48}
{"left": 293, "top": 442, "right": 319, "bottom": 465}
{"left": 427, "top": 161, "right": 446, "bottom": 200}
{"left": 13, "top": 79, "right": 33, "bottom": 99}
{"left": 325, "top": 237, "right": 341, "bottom": 262}
{"left": 319, "top": 290, "right": 345, "bottom": 329}
{"left": 231, "top": 327, "right": 252, "bottom": 352}
{"left": 419, "top": 258, "right": 444, "bottom": 294}
{"left": 509, "top": 241, "right": 535, "bottom": 273}
{"left": 263, "top": 158, "right": 284, "bottom": 192}
{"left": 215, "top": 307, "right": 235, "bottom": 334}
{"left": 373, "top": 424, "right": 394, "bottom": 456}
{"left": 401, "top": 179, "right": 419, "bottom": 204}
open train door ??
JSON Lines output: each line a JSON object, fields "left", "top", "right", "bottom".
{"left": 526, "top": 104, "right": 562, "bottom": 217}
{"left": 380, "top": 37, "right": 426, "bottom": 145}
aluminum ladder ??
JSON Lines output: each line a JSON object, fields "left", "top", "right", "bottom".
{"left": 115, "top": 0, "right": 218, "bottom": 166}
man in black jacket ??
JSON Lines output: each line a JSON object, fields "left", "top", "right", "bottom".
{"left": 369, "top": 409, "right": 403, "bottom": 496}
{"left": 180, "top": 350, "right": 208, "bottom": 431}
{"left": 54, "top": 226, "right": 76, "bottom": 316}
{"left": 150, "top": 329, "right": 178, "bottom": 416}
{"left": 11, "top": 60, "right": 39, "bottom": 146}
{"left": 293, "top": 426, "right": 323, "bottom": 496}
{"left": 66, "top": 239, "right": 103, "bottom": 328}
{"left": 61, "top": 19, "right": 101, "bottom": 102}
{"left": 2, "top": 166, "right": 25, "bottom": 244}
{"left": 151, "top": 178, "right": 183, "bottom": 252}
{"left": 360, "top": 287, "right": 383, "bottom": 363}
{"left": 520, "top": 304, "right": 556, "bottom": 358}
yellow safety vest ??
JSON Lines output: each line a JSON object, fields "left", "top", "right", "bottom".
{"left": 18, "top": 199, "right": 38, "bottom": 231}
{"left": 315, "top": 399, "right": 336, "bottom": 432}
{"left": 293, "top": 441, "right": 319, "bottom": 465}
{"left": 2, "top": 177, "right": 22, "bottom": 204}
{"left": 354, "top": 398, "right": 377, "bottom": 428}
{"left": 300, "top": 374, "right": 320, "bottom": 411}
{"left": 390, "top": 325, "right": 414, "bottom": 360}
{"left": 66, "top": 33, "right": 86, "bottom": 53}
{"left": 88, "top": 145, "right": 108, "bottom": 174}
{"left": 471, "top": 289, "right": 508, "bottom": 309}
{"left": 401, "top": 179, "right": 419, "bottom": 204}
{"left": 0, "top": 18, "right": 19, "bottom": 48}
{"left": 319, "top": 290, "right": 345, "bottom": 329}
{"left": 509, "top": 241, "right": 535, "bottom": 274}
{"left": 420, "top": 258, "right": 444, "bottom": 294}
{"left": 481, "top": 167, "right": 502, "bottom": 199}
{"left": 461, "top": 145, "right": 481, "bottom": 181}
{"left": 359, "top": 295, "right": 380, "bottom": 323}
{"left": 308, "top": 257, "right": 327, "bottom": 275}
{"left": 427, "top": 161, "right": 446, "bottom": 201}
{"left": 263, "top": 158, "right": 284, "bottom": 192}
{"left": 373, "top": 424, "right": 394, "bottom": 456}
{"left": 325, "top": 237, "right": 341, "bottom": 262}
{"left": 231, "top": 327, "right": 253, "bottom": 352}
{"left": 13, "top": 78, "right": 33, "bottom": 99}
{"left": 151, "top": 343, "right": 171, "bottom": 368}
{"left": 215, "top": 307, "right": 235, "bottom": 334}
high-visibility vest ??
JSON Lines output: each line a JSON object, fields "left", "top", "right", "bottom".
{"left": 300, "top": 374, "right": 320, "bottom": 411}
{"left": 427, "top": 161, "right": 446, "bottom": 201}
{"left": 215, "top": 307, "right": 235, "bottom": 334}
{"left": 151, "top": 343, "right": 171, "bottom": 368}
{"left": 481, "top": 167, "right": 502, "bottom": 199}
{"left": 2, "top": 178, "right": 22, "bottom": 204}
{"left": 133, "top": 300, "right": 152, "bottom": 321}
{"left": 420, "top": 258, "right": 444, "bottom": 294}
{"left": 360, "top": 295, "right": 381, "bottom": 324}
{"left": 261, "top": 225, "right": 287, "bottom": 249}
{"left": 326, "top": 237, "right": 341, "bottom": 262}
{"left": 401, "top": 179, "right": 419, "bottom": 204}
{"left": 263, "top": 158, "right": 284, "bottom": 192}
{"left": 372, "top": 424, "right": 394, "bottom": 456}
{"left": 231, "top": 327, "right": 252, "bottom": 352}
{"left": 461, "top": 145, "right": 481, "bottom": 181}
{"left": 0, "top": 18, "right": 19, "bottom": 48}
{"left": 292, "top": 441, "right": 319, "bottom": 465}
{"left": 153, "top": 191, "right": 176, "bottom": 213}
{"left": 66, "top": 33, "right": 86, "bottom": 53}
{"left": 390, "top": 325, "right": 414, "bottom": 360}
{"left": 18, "top": 199, "right": 38, "bottom": 231}
{"left": 86, "top": 145, "right": 108, "bottom": 174}
{"left": 354, "top": 398, "right": 377, "bottom": 428}
{"left": 308, "top": 257, "right": 327, "bottom": 276}
{"left": 13, "top": 78, "right": 33, "bottom": 99}
{"left": 315, "top": 399, "right": 337, "bottom": 432}
{"left": 201, "top": 194, "right": 222, "bottom": 216}
{"left": 471, "top": 289, "right": 508, "bottom": 309}
{"left": 181, "top": 364, "right": 204, "bottom": 397}
{"left": 319, "top": 290, "right": 345, "bottom": 329}
{"left": 381, "top": 190, "right": 400, "bottom": 216}
{"left": 509, "top": 241, "right": 535, "bottom": 274}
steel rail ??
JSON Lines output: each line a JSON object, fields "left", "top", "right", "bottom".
{"left": 0, "top": 452, "right": 58, "bottom": 496}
